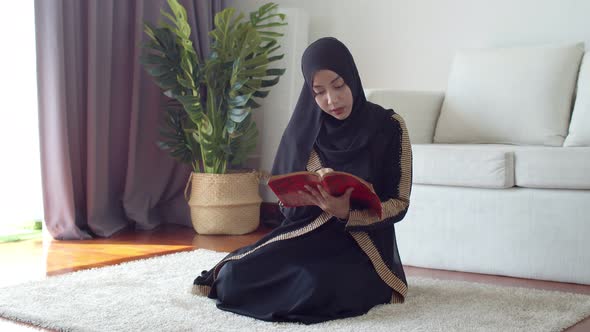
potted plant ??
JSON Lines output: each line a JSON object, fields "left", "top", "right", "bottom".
{"left": 141, "top": 0, "right": 286, "bottom": 234}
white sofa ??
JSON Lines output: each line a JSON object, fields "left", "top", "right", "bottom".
{"left": 366, "top": 42, "right": 590, "bottom": 285}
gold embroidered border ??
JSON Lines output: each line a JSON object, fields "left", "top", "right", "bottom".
{"left": 192, "top": 284, "right": 211, "bottom": 297}
{"left": 347, "top": 209, "right": 380, "bottom": 226}
{"left": 391, "top": 292, "right": 404, "bottom": 303}
{"left": 350, "top": 231, "right": 407, "bottom": 303}
{"left": 347, "top": 199, "right": 409, "bottom": 227}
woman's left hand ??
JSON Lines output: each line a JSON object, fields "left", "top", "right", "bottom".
{"left": 299, "top": 185, "right": 354, "bottom": 219}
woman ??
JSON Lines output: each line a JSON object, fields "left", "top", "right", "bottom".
{"left": 193, "top": 37, "right": 412, "bottom": 325}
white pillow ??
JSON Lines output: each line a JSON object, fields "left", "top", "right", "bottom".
{"left": 434, "top": 43, "right": 584, "bottom": 146}
{"left": 365, "top": 89, "right": 443, "bottom": 144}
{"left": 564, "top": 52, "right": 590, "bottom": 146}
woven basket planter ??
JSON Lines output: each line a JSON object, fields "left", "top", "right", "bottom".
{"left": 185, "top": 171, "right": 263, "bottom": 235}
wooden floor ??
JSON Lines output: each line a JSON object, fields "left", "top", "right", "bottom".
{"left": 1, "top": 223, "right": 589, "bottom": 331}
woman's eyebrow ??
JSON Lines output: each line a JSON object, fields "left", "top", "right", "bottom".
{"left": 313, "top": 75, "right": 342, "bottom": 89}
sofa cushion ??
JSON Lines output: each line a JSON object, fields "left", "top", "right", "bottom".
{"left": 514, "top": 147, "right": 590, "bottom": 189}
{"left": 365, "top": 89, "right": 443, "bottom": 144}
{"left": 412, "top": 144, "right": 514, "bottom": 188}
{"left": 564, "top": 52, "right": 590, "bottom": 146}
{"left": 434, "top": 43, "right": 584, "bottom": 146}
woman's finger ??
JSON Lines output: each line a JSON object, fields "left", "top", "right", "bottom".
{"left": 302, "top": 186, "right": 324, "bottom": 205}
{"left": 298, "top": 190, "right": 318, "bottom": 205}
{"left": 304, "top": 185, "right": 324, "bottom": 203}
{"left": 316, "top": 185, "right": 331, "bottom": 200}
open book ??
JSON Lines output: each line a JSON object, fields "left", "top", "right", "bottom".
{"left": 267, "top": 171, "right": 382, "bottom": 218}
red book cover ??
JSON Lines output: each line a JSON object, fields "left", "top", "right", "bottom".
{"left": 267, "top": 171, "right": 382, "bottom": 219}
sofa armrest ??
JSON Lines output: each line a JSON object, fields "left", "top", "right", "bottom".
{"left": 365, "top": 89, "right": 444, "bottom": 144}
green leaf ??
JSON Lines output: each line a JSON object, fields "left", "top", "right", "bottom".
{"left": 156, "top": 102, "right": 194, "bottom": 166}
{"left": 146, "top": 65, "right": 171, "bottom": 76}
{"left": 253, "top": 22, "right": 287, "bottom": 29}
{"left": 266, "top": 68, "right": 286, "bottom": 76}
{"left": 156, "top": 72, "right": 179, "bottom": 89}
{"left": 144, "top": 24, "right": 157, "bottom": 41}
{"left": 140, "top": 54, "right": 167, "bottom": 66}
{"left": 265, "top": 45, "right": 281, "bottom": 54}
{"left": 240, "top": 68, "right": 267, "bottom": 77}
{"left": 231, "top": 79, "right": 247, "bottom": 91}
{"left": 228, "top": 115, "right": 258, "bottom": 166}
{"left": 252, "top": 90, "right": 270, "bottom": 98}
{"left": 177, "top": 76, "right": 194, "bottom": 90}
{"left": 261, "top": 39, "right": 277, "bottom": 49}
{"left": 243, "top": 54, "right": 270, "bottom": 68}
{"left": 260, "top": 76, "right": 280, "bottom": 88}
{"left": 267, "top": 54, "right": 284, "bottom": 62}
{"left": 152, "top": 26, "right": 176, "bottom": 50}
{"left": 244, "top": 79, "right": 262, "bottom": 90}
{"left": 236, "top": 84, "right": 257, "bottom": 96}
{"left": 228, "top": 107, "right": 251, "bottom": 123}
{"left": 246, "top": 98, "right": 262, "bottom": 109}
{"left": 229, "top": 94, "right": 252, "bottom": 107}
{"left": 176, "top": 95, "right": 201, "bottom": 107}
{"left": 258, "top": 31, "right": 283, "bottom": 37}
{"left": 226, "top": 120, "right": 237, "bottom": 134}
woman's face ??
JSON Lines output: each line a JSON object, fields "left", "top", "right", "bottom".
{"left": 312, "top": 69, "right": 353, "bottom": 120}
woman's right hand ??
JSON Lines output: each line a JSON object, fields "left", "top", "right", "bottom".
{"left": 299, "top": 184, "right": 353, "bottom": 220}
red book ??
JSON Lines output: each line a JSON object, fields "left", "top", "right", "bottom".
{"left": 267, "top": 171, "right": 382, "bottom": 218}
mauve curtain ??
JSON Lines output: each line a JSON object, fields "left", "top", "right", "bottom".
{"left": 35, "top": 0, "right": 223, "bottom": 240}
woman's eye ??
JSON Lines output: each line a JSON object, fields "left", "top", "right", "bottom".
{"left": 314, "top": 90, "right": 325, "bottom": 96}
{"left": 335, "top": 84, "right": 345, "bottom": 89}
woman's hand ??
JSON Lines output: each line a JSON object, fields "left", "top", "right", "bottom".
{"left": 299, "top": 184, "right": 354, "bottom": 220}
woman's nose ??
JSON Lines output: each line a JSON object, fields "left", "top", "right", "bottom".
{"left": 327, "top": 91, "right": 338, "bottom": 105}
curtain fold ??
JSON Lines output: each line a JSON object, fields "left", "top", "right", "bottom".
{"left": 35, "top": 0, "right": 223, "bottom": 239}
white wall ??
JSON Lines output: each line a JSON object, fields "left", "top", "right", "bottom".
{"left": 226, "top": 0, "right": 590, "bottom": 91}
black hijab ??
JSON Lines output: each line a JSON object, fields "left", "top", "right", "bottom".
{"left": 271, "top": 37, "right": 392, "bottom": 223}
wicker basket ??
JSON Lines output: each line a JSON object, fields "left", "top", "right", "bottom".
{"left": 185, "top": 170, "right": 263, "bottom": 235}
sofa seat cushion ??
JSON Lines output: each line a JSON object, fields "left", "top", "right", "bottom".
{"left": 514, "top": 147, "right": 590, "bottom": 189}
{"left": 412, "top": 144, "right": 514, "bottom": 188}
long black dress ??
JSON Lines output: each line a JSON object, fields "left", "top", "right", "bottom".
{"left": 192, "top": 37, "right": 413, "bottom": 325}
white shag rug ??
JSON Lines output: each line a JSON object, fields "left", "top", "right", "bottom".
{"left": 0, "top": 249, "right": 589, "bottom": 332}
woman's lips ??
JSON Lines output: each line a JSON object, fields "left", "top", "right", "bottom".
{"left": 331, "top": 107, "right": 345, "bottom": 115}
